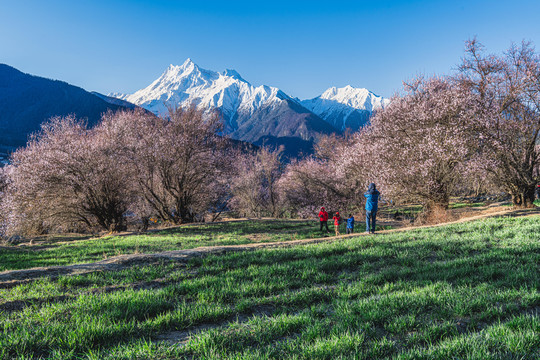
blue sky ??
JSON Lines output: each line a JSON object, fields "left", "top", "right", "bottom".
{"left": 1, "top": 0, "right": 539, "bottom": 99}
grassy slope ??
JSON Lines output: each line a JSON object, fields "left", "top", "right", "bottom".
{"left": 0, "top": 201, "right": 502, "bottom": 272}
{"left": 0, "top": 216, "right": 539, "bottom": 359}
{"left": 0, "top": 220, "right": 322, "bottom": 271}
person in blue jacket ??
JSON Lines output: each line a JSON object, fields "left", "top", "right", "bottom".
{"left": 346, "top": 214, "right": 355, "bottom": 234}
{"left": 364, "top": 183, "right": 380, "bottom": 234}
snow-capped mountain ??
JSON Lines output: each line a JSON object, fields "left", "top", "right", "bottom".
{"left": 113, "top": 59, "right": 329, "bottom": 141}
{"left": 111, "top": 59, "right": 388, "bottom": 147}
{"left": 117, "top": 59, "right": 284, "bottom": 120}
{"left": 301, "top": 86, "right": 389, "bottom": 131}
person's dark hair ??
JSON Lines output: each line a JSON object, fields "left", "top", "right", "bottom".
{"left": 367, "top": 183, "right": 378, "bottom": 194}
{"left": 349, "top": 214, "right": 352, "bottom": 217}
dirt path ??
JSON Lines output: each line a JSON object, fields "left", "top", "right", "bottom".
{"left": 1, "top": 207, "right": 539, "bottom": 284}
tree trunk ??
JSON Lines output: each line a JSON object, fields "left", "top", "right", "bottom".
{"left": 425, "top": 201, "right": 449, "bottom": 213}
{"left": 511, "top": 186, "right": 536, "bottom": 208}
{"left": 419, "top": 200, "right": 450, "bottom": 224}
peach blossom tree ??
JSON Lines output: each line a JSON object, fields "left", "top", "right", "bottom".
{"left": 2, "top": 115, "right": 133, "bottom": 235}
{"left": 457, "top": 39, "right": 540, "bottom": 207}
{"left": 101, "top": 107, "right": 231, "bottom": 224}
{"left": 230, "top": 147, "right": 285, "bottom": 217}
{"left": 342, "top": 77, "right": 482, "bottom": 213}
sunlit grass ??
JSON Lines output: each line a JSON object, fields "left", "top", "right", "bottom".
{"left": 0, "top": 215, "right": 538, "bottom": 359}
{"left": 0, "top": 220, "right": 319, "bottom": 271}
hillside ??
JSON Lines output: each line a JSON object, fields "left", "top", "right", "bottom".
{"left": 0, "top": 64, "right": 134, "bottom": 149}
{"left": 0, "top": 211, "right": 538, "bottom": 359}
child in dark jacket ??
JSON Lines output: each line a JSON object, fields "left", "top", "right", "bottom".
{"left": 346, "top": 214, "right": 354, "bottom": 234}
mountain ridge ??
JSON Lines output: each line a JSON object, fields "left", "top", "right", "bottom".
{"left": 111, "top": 59, "right": 389, "bottom": 138}
{"left": 112, "top": 59, "right": 339, "bottom": 146}
{"left": 0, "top": 64, "right": 135, "bottom": 149}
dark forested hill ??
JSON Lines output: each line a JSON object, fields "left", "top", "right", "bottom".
{"left": 0, "top": 64, "right": 134, "bottom": 149}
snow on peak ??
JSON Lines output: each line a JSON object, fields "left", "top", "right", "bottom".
{"left": 109, "top": 59, "right": 389, "bottom": 134}
{"left": 317, "top": 85, "right": 386, "bottom": 112}
{"left": 181, "top": 58, "right": 195, "bottom": 68}
{"left": 108, "top": 92, "right": 127, "bottom": 99}
{"left": 222, "top": 69, "right": 245, "bottom": 81}
{"left": 110, "top": 59, "right": 286, "bottom": 129}
{"left": 300, "top": 86, "right": 390, "bottom": 131}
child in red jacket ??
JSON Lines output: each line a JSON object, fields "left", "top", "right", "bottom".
{"left": 333, "top": 212, "right": 342, "bottom": 236}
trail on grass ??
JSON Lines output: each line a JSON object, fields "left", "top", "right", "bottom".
{"left": 1, "top": 208, "right": 539, "bottom": 284}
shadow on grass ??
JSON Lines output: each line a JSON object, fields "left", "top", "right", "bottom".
{"left": 2, "top": 215, "right": 539, "bottom": 358}
{"left": 154, "top": 219, "right": 314, "bottom": 237}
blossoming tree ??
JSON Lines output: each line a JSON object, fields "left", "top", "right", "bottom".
{"left": 344, "top": 77, "right": 482, "bottom": 214}
{"left": 230, "top": 146, "right": 284, "bottom": 217}
{"left": 3, "top": 115, "right": 133, "bottom": 235}
{"left": 458, "top": 39, "right": 540, "bottom": 207}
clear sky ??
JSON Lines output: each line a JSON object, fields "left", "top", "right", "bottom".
{"left": 1, "top": 0, "right": 539, "bottom": 99}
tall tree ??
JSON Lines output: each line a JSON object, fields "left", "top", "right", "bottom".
{"left": 230, "top": 147, "right": 284, "bottom": 217}
{"left": 3, "top": 115, "right": 132, "bottom": 235}
{"left": 458, "top": 39, "right": 540, "bottom": 207}
{"left": 108, "top": 107, "right": 230, "bottom": 224}
{"left": 346, "top": 77, "right": 481, "bottom": 213}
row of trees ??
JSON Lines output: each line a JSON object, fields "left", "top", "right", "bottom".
{"left": 0, "top": 108, "right": 232, "bottom": 235}
{"left": 1, "top": 40, "right": 539, "bottom": 237}
{"left": 282, "top": 39, "right": 540, "bottom": 215}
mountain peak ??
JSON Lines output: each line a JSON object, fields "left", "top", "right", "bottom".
{"left": 157, "top": 59, "right": 219, "bottom": 87}
{"left": 161, "top": 59, "right": 200, "bottom": 78}
{"left": 321, "top": 85, "right": 369, "bottom": 99}
{"left": 109, "top": 60, "right": 388, "bottom": 144}
{"left": 180, "top": 58, "right": 195, "bottom": 69}
{"left": 113, "top": 59, "right": 284, "bottom": 124}
{"left": 301, "top": 85, "right": 389, "bottom": 131}
{"left": 222, "top": 69, "right": 245, "bottom": 81}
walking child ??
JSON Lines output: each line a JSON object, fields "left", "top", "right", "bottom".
{"left": 333, "top": 211, "right": 342, "bottom": 236}
{"left": 346, "top": 214, "right": 354, "bottom": 234}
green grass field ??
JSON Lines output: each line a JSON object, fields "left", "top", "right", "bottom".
{"left": 0, "top": 215, "right": 539, "bottom": 359}
{"left": 0, "top": 220, "right": 321, "bottom": 271}
{"left": 0, "top": 219, "right": 392, "bottom": 272}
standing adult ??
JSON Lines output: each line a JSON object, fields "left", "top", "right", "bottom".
{"left": 318, "top": 206, "right": 329, "bottom": 232}
{"left": 364, "top": 183, "right": 380, "bottom": 234}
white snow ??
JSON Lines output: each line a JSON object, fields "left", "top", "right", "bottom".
{"left": 301, "top": 85, "right": 389, "bottom": 115}
{"left": 111, "top": 59, "right": 286, "bottom": 129}
{"left": 109, "top": 60, "right": 389, "bottom": 131}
